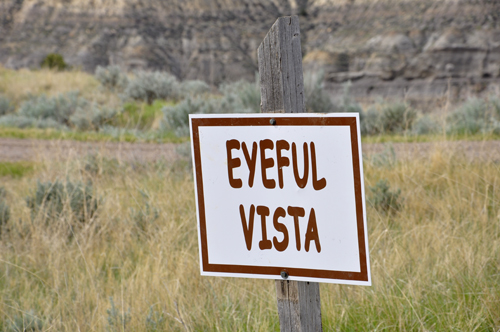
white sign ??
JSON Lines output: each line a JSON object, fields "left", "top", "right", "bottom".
{"left": 190, "top": 113, "right": 370, "bottom": 285}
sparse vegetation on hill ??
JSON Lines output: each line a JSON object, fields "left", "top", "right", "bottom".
{"left": 0, "top": 66, "right": 499, "bottom": 143}
{"left": 40, "top": 53, "right": 68, "bottom": 71}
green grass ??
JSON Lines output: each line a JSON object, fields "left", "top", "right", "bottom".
{"left": 0, "top": 161, "right": 35, "bottom": 178}
{"left": 0, "top": 127, "right": 186, "bottom": 143}
{"left": 1, "top": 126, "right": 498, "bottom": 145}
{"left": 116, "top": 100, "right": 173, "bottom": 130}
{"left": 361, "top": 132, "right": 500, "bottom": 144}
{"left": 0, "top": 120, "right": 499, "bottom": 146}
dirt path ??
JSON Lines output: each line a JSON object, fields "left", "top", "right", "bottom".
{"left": 363, "top": 140, "right": 500, "bottom": 162}
{"left": 0, "top": 138, "right": 179, "bottom": 163}
{"left": 0, "top": 138, "right": 499, "bottom": 163}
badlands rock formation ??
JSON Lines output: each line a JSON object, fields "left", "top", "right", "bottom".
{"left": 1, "top": 0, "right": 499, "bottom": 102}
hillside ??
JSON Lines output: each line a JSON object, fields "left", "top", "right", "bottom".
{"left": 1, "top": 0, "right": 499, "bottom": 103}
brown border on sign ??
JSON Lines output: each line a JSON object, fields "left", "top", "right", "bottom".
{"left": 191, "top": 116, "right": 368, "bottom": 282}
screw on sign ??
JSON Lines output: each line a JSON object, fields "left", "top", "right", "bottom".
{"left": 189, "top": 16, "right": 371, "bottom": 332}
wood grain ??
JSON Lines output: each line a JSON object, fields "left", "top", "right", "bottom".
{"left": 257, "top": 15, "right": 305, "bottom": 114}
{"left": 257, "top": 15, "right": 323, "bottom": 332}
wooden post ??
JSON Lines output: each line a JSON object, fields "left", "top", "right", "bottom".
{"left": 257, "top": 15, "right": 323, "bottom": 332}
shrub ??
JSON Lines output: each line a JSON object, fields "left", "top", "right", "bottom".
{"left": 106, "top": 297, "right": 131, "bottom": 332}
{"left": 335, "top": 81, "right": 366, "bottom": 129}
{"left": 18, "top": 92, "right": 88, "bottom": 127}
{"left": 95, "top": 65, "right": 129, "bottom": 91}
{"left": 129, "top": 190, "right": 160, "bottom": 236}
{"left": 0, "top": 114, "right": 64, "bottom": 129}
{"left": 0, "top": 187, "right": 10, "bottom": 229}
{"left": 490, "top": 96, "right": 500, "bottom": 119}
{"left": 369, "top": 179, "right": 403, "bottom": 214}
{"left": 6, "top": 92, "right": 115, "bottom": 131}
{"left": 361, "top": 107, "right": 383, "bottom": 135}
{"left": 0, "top": 95, "right": 15, "bottom": 115}
{"left": 179, "top": 80, "right": 211, "bottom": 97}
{"left": 380, "top": 103, "right": 417, "bottom": 133}
{"left": 40, "top": 53, "right": 67, "bottom": 70}
{"left": 447, "top": 98, "right": 500, "bottom": 135}
{"left": 369, "top": 144, "right": 396, "bottom": 168}
{"left": 219, "top": 76, "right": 261, "bottom": 113}
{"left": 412, "top": 115, "right": 441, "bottom": 135}
{"left": 5, "top": 309, "right": 44, "bottom": 332}
{"left": 145, "top": 307, "right": 166, "bottom": 332}
{"left": 26, "top": 179, "right": 100, "bottom": 223}
{"left": 162, "top": 78, "right": 260, "bottom": 137}
{"left": 125, "top": 71, "right": 179, "bottom": 104}
{"left": 304, "top": 71, "right": 335, "bottom": 113}
{"left": 83, "top": 154, "right": 120, "bottom": 177}
{"left": 162, "top": 97, "right": 218, "bottom": 137}
{"left": 338, "top": 81, "right": 363, "bottom": 114}
{"left": 359, "top": 103, "right": 416, "bottom": 136}
{"left": 70, "top": 105, "right": 117, "bottom": 131}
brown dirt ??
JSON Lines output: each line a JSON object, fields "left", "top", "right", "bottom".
{"left": 0, "top": 138, "right": 498, "bottom": 163}
{"left": 363, "top": 140, "right": 500, "bottom": 162}
{"left": 0, "top": 138, "right": 179, "bottom": 163}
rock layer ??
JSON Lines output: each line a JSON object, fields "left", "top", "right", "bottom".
{"left": 1, "top": 0, "right": 499, "bottom": 102}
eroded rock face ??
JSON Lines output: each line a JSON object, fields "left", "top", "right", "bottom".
{"left": 1, "top": 0, "right": 499, "bottom": 101}
{"left": 0, "top": 0, "right": 298, "bottom": 84}
{"left": 302, "top": 0, "right": 500, "bottom": 102}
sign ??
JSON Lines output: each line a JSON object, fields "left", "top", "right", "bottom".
{"left": 189, "top": 113, "right": 370, "bottom": 285}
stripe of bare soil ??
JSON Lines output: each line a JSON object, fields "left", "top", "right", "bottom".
{"left": 0, "top": 138, "right": 499, "bottom": 163}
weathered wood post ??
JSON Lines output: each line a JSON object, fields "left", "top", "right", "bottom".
{"left": 257, "top": 15, "right": 323, "bottom": 332}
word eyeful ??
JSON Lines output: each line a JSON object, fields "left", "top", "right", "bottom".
{"left": 226, "top": 139, "right": 326, "bottom": 190}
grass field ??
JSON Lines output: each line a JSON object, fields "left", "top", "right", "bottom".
{"left": 0, "top": 142, "right": 499, "bottom": 331}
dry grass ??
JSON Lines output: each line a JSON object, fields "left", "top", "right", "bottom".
{"left": 0, "top": 66, "right": 121, "bottom": 110}
{"left": 0, "top": 143, "right": 499, "bottom": 331}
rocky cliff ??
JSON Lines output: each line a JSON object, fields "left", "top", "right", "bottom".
{"left": 1, "top": 0, "right": 499, "bottom": 103}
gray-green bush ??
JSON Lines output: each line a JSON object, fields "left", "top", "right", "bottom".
{"left": 219, "top": 76, "right": 261, "bottom": 113}
{"left": 5, "top": 309, "right": 44, "bottom": 332}
{"left": 338, "top": 81, "right": 364, "bottom": 114}
{"left": 26, "top": 179, "right": 100, "bottom": 223}
{"left": 0, "top": 92, "right": 116, "bottom": 131}
{"left": 95, "top": 65, "right": 129, "bottom": 91}
{"left": 369, "top": 179, "right": 403, "bottom": 214}
{"left": 0, "top": 187, "right": 10, "bottom": 229}
{"left": 179, "top": 80, "right": 211, "bottom": 98}
{"left": 447, "top": 97, "right": 500, "bottom": 135}
{"left": 70, "top": 105, "right": 117, "bottom": 131}
{"left": 129, "top": 190, "right": 160, "bottom": 236}
{"left": 0, "top": 114, "right": 64, "bottom": 129}
{"left": 145, "top": 307, "right": 166, "bottom": 332}
{"left": 380, "top": 102, "right": 417, "bottom": 133}
{"left": 361, "top": 107, "right": 383, "bottom": 135}
{"left": 304, "top": 71, "right": 335, "bottom": 113}
{"left": 412, "top": 115, "right": 441, "bottom": 135}
{"left": 162, "top": 97, "right": 217, "bottom": 137}
{"left": 162, "top": 79, "right": 260, "bottom": 137}
{"left": 369, "top": 144, "right": 396, "bottom": 168}
{"left": 0, "top": 95, "right": 15, "bottom": 115}
{"left": 106, "top": 297, "right": 131, "bottom": 332}
{"left": 359, "top": 102, "right": 417, "bottom": 135}
{"left": 18, "top": 92, "right": 86, "bottom": 127}
{"left": 125, "top": 71, "right": 179, "bottom": 104}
